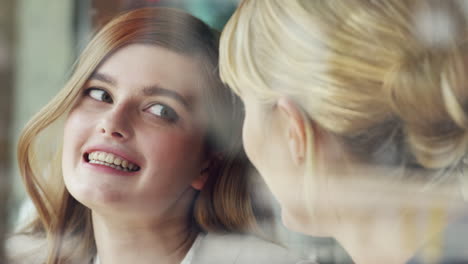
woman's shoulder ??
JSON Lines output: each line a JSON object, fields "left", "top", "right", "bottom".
{"left": 5, "top": 233, "right": 47, "bottom": 264}
{"left": 191, "top": 232, "right": 316, "bottom": 264}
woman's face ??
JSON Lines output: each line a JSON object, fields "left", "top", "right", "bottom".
{"left": 62, "top": 44, "right": 209, "bottom": 220}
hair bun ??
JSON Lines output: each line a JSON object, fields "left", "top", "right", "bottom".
{"left": 384, "top": 44, "right": 468, "bottom": 169}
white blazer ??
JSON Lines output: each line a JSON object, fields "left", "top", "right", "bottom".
{"left": 7, "top": 232, "right": 315, "bottom": 264}
{"left": 190, "top": 232, "right": 312, "bottom": 264}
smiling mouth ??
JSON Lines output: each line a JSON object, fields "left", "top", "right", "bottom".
{"left": 84, "top": 151, "right": 141, "bottom": 172}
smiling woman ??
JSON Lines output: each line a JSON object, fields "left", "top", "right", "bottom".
{"left": 6, "top": 7, "right": 302, "bottom": 264}
{"left": 62, "top": 44, "right": 210, "bottom": 218}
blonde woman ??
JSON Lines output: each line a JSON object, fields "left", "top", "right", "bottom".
{"left": 7, "top": 7, "right": 301, "bottom": 264}
{"left": 220, "top": 0, "right": 468, "bottom": 263}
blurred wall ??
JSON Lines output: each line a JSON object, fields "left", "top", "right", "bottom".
{"left": 1, "top": 0, "right": 16, "bottom": 261}
{"left": 10, "top": 0, "right": 75, "bottom": 222}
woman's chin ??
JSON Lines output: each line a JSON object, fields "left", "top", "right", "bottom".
{"left": 65, "top": 180, "right": 128, "bottom": 212}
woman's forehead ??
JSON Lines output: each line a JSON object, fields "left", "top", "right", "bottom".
{"left": 94, "top": 44, "right": 206, "bottom": 101}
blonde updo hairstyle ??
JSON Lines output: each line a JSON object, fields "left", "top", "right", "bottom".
{"left": 220, "top": 0, "right": 468, "bottom": 192}
{"left": 16, "top": 7, "right": 254, "bottom": 264}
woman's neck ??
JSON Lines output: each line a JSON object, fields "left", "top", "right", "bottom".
{"left": 327, "top": 166, "right": 466, "bottom": 264}
{"left": 92, "top": 211, "right": 198, "bottom": 264}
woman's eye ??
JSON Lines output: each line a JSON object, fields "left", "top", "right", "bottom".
{"left": 86, "top": 88, "right": 113, "bottom": 103}
{"left": 148, "top": 103, "right": 179, "bottom": 122}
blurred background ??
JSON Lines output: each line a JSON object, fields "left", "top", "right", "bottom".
{"left": 0, "top": 0, "right": 351, "bottom": 263}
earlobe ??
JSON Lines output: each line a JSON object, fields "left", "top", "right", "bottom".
{"left": 191, "top": 156, "right": 216, "bottom": 190}
{"left": 191, "top": 168, "right": 209, "bottom": 190}
{"left": 277, "top": 98, "right": 308, "bottom": 166}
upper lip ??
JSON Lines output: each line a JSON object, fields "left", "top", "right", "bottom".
{"left": 83, "top": 144, "right": 142, "bottom": 168}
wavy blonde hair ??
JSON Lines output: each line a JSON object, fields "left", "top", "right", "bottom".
{"left": 220, "top": 0, "right": 468, "bottom": 188}
{"left": 16, "top": 7, "right": 255, "bottom": 264}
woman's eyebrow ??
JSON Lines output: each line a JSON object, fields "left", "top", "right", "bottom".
{"left": 142, "top": 85, "right": 192, "bottom": 110}
{"left": 89, "top": 72, "right": 116, "bottom": 86}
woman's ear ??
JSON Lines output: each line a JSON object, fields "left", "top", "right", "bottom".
{"left": 191, "top": 156, "right": 215, "bottom": 190}
{"left": 191, "top": 168, "right": 209, "bottom": 191}
{"left": 276, "top": 97, "right": 308, "bottom": 166}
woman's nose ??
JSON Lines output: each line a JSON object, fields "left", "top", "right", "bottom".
{"left": 98, "top": 105, "right": 133, "bottom": 140}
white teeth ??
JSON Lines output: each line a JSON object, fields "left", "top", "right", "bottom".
{"left": 87, "top": 151, "right": 139, "bottom": 172}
